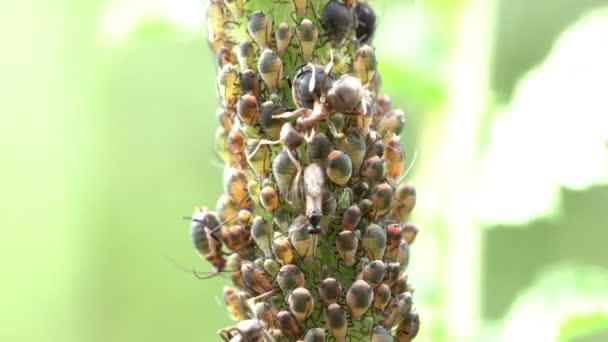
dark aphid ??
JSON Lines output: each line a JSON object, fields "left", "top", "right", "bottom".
{"left": 385, "top": 136, "right": 405, "bottom": 184}
{"left": 259, "top": 100, "right": 285, "bottom": 140}
{"left": 375, "top": 108, "right": 405, "bottom": 141}
{"left": 336, "top": 230, "right": 358, "bottom": 266}
{"left": 276, "top": 310, "right": 301, "bottom": 340}
{"left": 341, "top": 204, "right": 361, "bottom": 231}
{"left": 322, "top": 0, "right": 352, "bottom": 48}
{"left": 241, "top": 261, "right": 274, "bottom": 295}
{"left": 252, "top": 301, "right": 278, "bottom": 329}
{"left": 371, "top": 325, "right": 392, "bottom": 342}
{"left": 389, "top": 181, "right": 417, "bottom": 222}
{"left": 296, "top": 19, "right": 318, "bottom": 63}
{"left": 321, "top": 191, "right": 337, "bottom": 216}
{"left": 362, "top": 223, "right": 387, "bottom": 260}
{"left": 217, "top": 64, "right": 240, "bottom": 109}
{"left": 373, "top": 139, "right": 385, "bottom": 158}
{"left": 224, "top": 286, "right": 246, "bottom": 321}
{"left": 246, "top": 140, "right": 271, "bottom": 180}
{"left": 217, "top": 45, "right": 235, "bottom": 69}
{"left": 384, "top": 262, "right": 403, "bottom": 287}
{"left": 239, "top": 69, "right": 261, "bottom": 100}
{"left": 223, "top": 168, "right": 251, "bottom": 204}
{"left": 355, "top": 2, "right": 376, "bottom": 44}
{"left": 251, "top": 216, "right": 273, "bottom": 257}
{"left": 292, "top": 64, "right": 334, "bottom": 110}
{"left": 395, "top": 307, "right": 420, "bottom": 342}
{"left": 277, "top": 264, "right": 305, "bottom": 293}
{"left": 373, "top": 283, "right": 392, "bottom": 311}
{"left": 402, "top": 224, "right": 419, "bottom": 245}
{"left": 222, "top": 224, "right": 253, "bottom": 255}
{"left": 306, "top": 133, "right": 333, "bottom": 165}
{"left": 190, "top": 208, "right": 215, "bottom": 257}
{"left": 272, "top": 235, "right": 294, "bottom": 265}
{"left": 289, "top": 215, "right": 316, "bottom": 263}
{"left": 303, "top": 163, "right": 325, "bottom": 234}
{"left": 363, "top": 156, "right": 385, "bottom": 187}
{"left": 358, "top": 260, "right": 387, "bottom": 287}
{"left": 259, "top": 185, "right": 279, "bottom": 213}
{"left": 237, "top": 41, "right": 255, "bottom": 70}
{"left": 302, "top": 328, "right": 326, "bottom": 342}
{"left": 247, "top": 11, "right": 272, "bottom": 49}
{"left": 353, "top": 44, "right": 377, "bottom": 85}
{"left": 263, "top": 258, "right": 281, "bottom": 278}
{"left": 326, "top": 75, "right": 365, "bottom": 114}
{"left": 391, "top": 275, "right": 409, "bottom": 296}
{"left": 326, "top": 303, "right": 348, "bottom": 342}
{"left": 357, "top": 198, "right": 372, "bottom": 216}
{"left": 335, "top": 129, "right": 367, "bottom": 175}
{"left": 369, "top": 182, "right": 394, "bottom": 219}
{"left": 381, "top": 291, "right": 413, "bottom": 329}
{"left": 326, "top": 150, "right": 353, "bottom": 185}
{"left": 346, "top": 279, "right": 374, "bottom": 320}
{"left": 386, "top": 223, "right": 403, "bottom": 251}
{"left": 290, "top": 0, "right": 308, "bottom": 17}
{"left": 218, "top": 319, "right": 268, "bottom": 342}
{"left": 352, "top": 181, "right": 369, "bottom": 199}
{"left": 258, "top": 49, "right": 283, "bottom": 92}
{"left": 288, "top": 287, "right": 315, "bottom": 322}
{"left": 319, "top": 277, "right": 343, "bottom": 306}
{"left": 275, "top": 22, "right": 292, "bottom": 57}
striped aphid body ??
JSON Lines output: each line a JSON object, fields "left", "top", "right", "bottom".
{"left": 192, "top": 1, "right": 420, "bottom": 340}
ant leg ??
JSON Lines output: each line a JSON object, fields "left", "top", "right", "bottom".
{"left": 246, "top": 139, "right": 281, "bottom": 159}
{"left": 326, "top": 119, "right": 344, "bottom": 138}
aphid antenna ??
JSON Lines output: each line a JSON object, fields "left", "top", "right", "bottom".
{"left": 395, "top": 148, "right": 419, "bottom": 186}
{"left": 164, "top": 256, "right": 215, "bottom": 275}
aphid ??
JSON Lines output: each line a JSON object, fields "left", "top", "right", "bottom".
{"left": 259, "top": 101, "right": 285, "bottom": 140}
{"left": 252, "top": 301, "right": 278, "bottom": 329}
{"left": 326, "top": 150, "right": 353, "bottom": 185}
{"left": 247, "top": 11, "right": 272, "bottom": 49}
{"left": 353, "top": 44, "right": 377, "bottom": 85}
{"left": 321, "top": 191, "right": 337, "bottom": 217}
{"left": 326, "top": 303, "right": 347, "bottom": 342}
{"left": 288, "top": 287, "right": 315, "bottom": 322}
{"left": 369, "top": 182, "right": 394, "bottom": 219}
{"left": 389, "top": 182, "right": 416, "bottom": 223}
{"left": 251, "top": 216, "right": 274, "bottom": 257}
{"left": 277, "top": 264, "right": 305, "bottom": 293}
{"left": 237, "top": 41, "right": 255, "bottom": 70}
{"left": 216, "top": 108, "right": 234, "bottom": 132}
{"left": 190, "top": 208, "right": 213, "bottom": 257}
{"left": 302, "top": 328, "right": 326, "bottom": 342}
{"left": 223, "top": 168, "right": 251, "bottom": 205}
{"left": 371, "top": 326, "right": 392, "bottom": 342}
{"left": 375, "top": 108, "right": 405, "bottom": 141}
{"left": 224, "top": 286, "right": 246, "bottom": 321}
{"left": 306, "top": 133, "right": 333, "bottom": 166}
{"left": 384, "top": 136, "right": 405, "bottom": 183}
{"left": 355, "top": 2, "right": 376, "bottom": 44}
{"left": 276, "top": 310, "right": 301, "bottom": 340}
{"left": 371, "top": 139, "right": 385, "bottom": 158}
{"left": 358, "top": 260, "right": 387, "bottom": 287}
{"left": 263, "top": 258, "right": 281, "bottom": 278}
{"left": 395, "top": 308, "right": 420, "bottom": 342}
{"left": 402, "top": 224, "right": 419, "bottom": 245}
{"left": 272, "top": 150, "right": 301, "bottom": 204}
{"left": 391, "top": 275, "right": 409, "bottom": 296}
{"left": 217, "top": 64, "right": 240, "bottom": 109}
{"left": 319, "top": 277, "right": 343, "bottom": 306}
{"left": 236, "top": 93, "right": 259, "bottom": 126}
{"left": 275, "top": 22, "right": 292, "bottom": 57}
{"left": 362, "top": 223, "right": 387, "bottom": 260}
{"left": 296, "top": 19, "right": 318, "bottom": 63}
{"left": 218, "top": 319, "right": 268, "bottom": 342}
{"left": 303, "top": 163, "right": 325, "bottom": 234}
{"left": 336, "top": 230, "right": 358, "bottom": 266}
{"left": 289, "top": 215, "right": 316, "bottom": 263}
{"left": 381, "top": 291, "right": 413, "bottom": 329}
{"left": 386, "top": 240, "right": 409, "bottom": 267}
{"left": 358, "top": 198, "right": 372, "bottom": 217}
{"left": 246, "top": 140, "right": 271, "bottom": 180}
{"left": 241, "top": 261, "right": 274, "bottom": 295}
{"left": 290, "top": 0, "right": 308, "bottom": 17}
{"left": 335, "top": 129, "right": 366, "bottom": 175}
{"left": 346, "top": 279, "right": 374, "bottom": 320}
{"left": 239, "top": 69, "right": 261, "bottom": 101}
{"left": 206, "top": 0, "right": 230, "bottom": 54}
{"left": 386, "top": 223, "right": 403, "bottom": 251}
{"left": 373, "top": 283, "right": 392, "bottom": 311}
{"left": 227, "top": 253, "right": 245, "bottom": 287}
{"left": 258, "top": 185, "right": 279, "bottom": 213}
{"left": 352, "top": 181, "right": 369, "bottom": 199}
{"left": 222, "top": 224, "right": 253, "bottom": 256}
{"left": 326, "top": 75, "right": 366, "bottom": 115}
{"left": 383, "top": 262, "right": 403, "bottom": 287}
{"left": 341, "top": 205, "right": 361, "bottom": 231}
{"left": 322, "top": 0, "right": 352, "bottom": 48}
{"left": 226, "top": 128, "right": 250, "bottom": 169}
{"left": 363, "top": 156, "right": 385, "bottom": 187}
{"left": 272, "top": 235, "right": 294, "bottom": 265}
{"left": 258, "top": 49, "right": 283, "bottom": 92}
{"left": 292, "top": 64, "right": 334, "bottom": 110}
{"left": 217, "top": 46, "right": 236, "bottom": 69}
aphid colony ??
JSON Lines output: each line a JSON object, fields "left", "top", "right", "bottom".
{"left": 191, "top": 0, "right": 420, "bottom": 341}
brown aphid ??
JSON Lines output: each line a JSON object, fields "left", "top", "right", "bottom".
{"left": 272, "top": 235, "right": 294, "bottom": 265}
{"left": 216, "top": 194, "right": 239, "bottom": 227}
{"left": 277, "top": 310, "right": 301, "bottom": 340}
{"left": 223, "top": 168, "right": 250, "bottom": 204}
{"left": 326, "top": 303, "right": 347, "bottom": 342}
{"left": 218, "top": 319, "right": 268, "bottom": 342}
{"left": 395, "top": 308, "right": 420, "bottom": 342}
{"left": 369, "top": 182, "right": 394, "bottom": 219}
{"left": 373, "top": 283, "right": 392, "bottom": 311}
{"left": 217, "top": 64, "right": 240, "bottom": 109}
{"left": 224, "top": 286, "right": 245, "bottom": 321}
{"left": 402, "top": 224, "right": 419, "bottom": 245}
{"left": 275, "top": 22, "right": 292, "bottom": 56}
{"left": 302, "top": 328, "right": 325, "bottom": 342}
{"left": 353, "top": 44, "right": 377, "bottom": 85}
{"left": 381, "top": 291, "right": 413, "bottom": 329}
{"left": 326, "top": 150, "right": 353, "bottom": 185}
{"left": 252, "top": 301, "right": 278, "bottom": 329}
{"left": 371, "top": 326, "right": 392, "bottom": 342}
{"left": 362, "top": 223, "right": 387, "bottom": 260}
{"left": 247, "top": 11, "right": 272, "bottom": 49}
{"left": 341, "top": 205, "right": 361, "bottom": 231}
{"left": 363, "top": 156, "right": 385, "bottom": 187}
{"left": 227, "top": 129, "right": 249, "bottom": 169}
{"left": 241, "top": 262, "right": 274, "bottom": 295}
{"left": 296, "top": 19, "right": 318, "bottom": 63}
{"left": 386, "top": 223, "right": 403, "bottom": 250}
{"left": 346, "top": 279, "right": 374, "bottom": 320}
{"left": 358, "top": 260, "right": 387, "bottom": 287}
{"left": 384, "top": 136, "right": 405, "bottom": 183}
{"left": 306, "top": 133, "right": 333, "bottom": 166}
{"left": 258, "top": 49, "right": 283, "bottom": 92}
{"left": 259, "top": 185, "right": 279, "bottom": 213}
{"left": 390, "top": 182, "right": 417, "bottom": 222}
{"left": 251, "top": 216, "right": 273, "bottom": 257}
{"left": 222, "top": 224, "right": 252, "bottom": 255}
{"left": 288, "top": 287, "right": 314, "bottom": 322}
{"left": 277, "top": 264, "right": 305, "bottom": 293}
{"left": 336, "top": 230, "right": 358, "bottom": 266}
{"left": 237, "top": 41, "right": 255, "bottom": 70}
{"left": 239, "top": 69, "right": 261, "bottom": 100}
{"left": 319, "top": 277, "right": 343, "bottom": 306}
{"left": 217, "top": 45, "right": 236, "bottom": 69}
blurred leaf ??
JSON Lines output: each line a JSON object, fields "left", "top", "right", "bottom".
{"left": 560, "top": 312, "right": 608, "bottom": 342}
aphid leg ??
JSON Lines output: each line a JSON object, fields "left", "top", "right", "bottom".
{"left": 246, "top": 139, "right": 281, "bottom": 160}
{"left": 285, "top": 148, "right": 302, "bottom": 176}
{"left": 273, "top": 107, "right": 309, "bottom": 120}
{"left": 326, "top": 118, "right": 344, "bottom": 138}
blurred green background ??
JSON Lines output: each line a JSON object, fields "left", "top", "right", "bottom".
{"left": 2, "top": 0, "right": 607, "bottom": 341}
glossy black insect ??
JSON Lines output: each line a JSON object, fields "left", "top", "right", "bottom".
{"left": 355, "top": 2, "right": 376, "bottom": 44}
{"left": 322, "top": 0, "right": 352, "bottom": 48}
